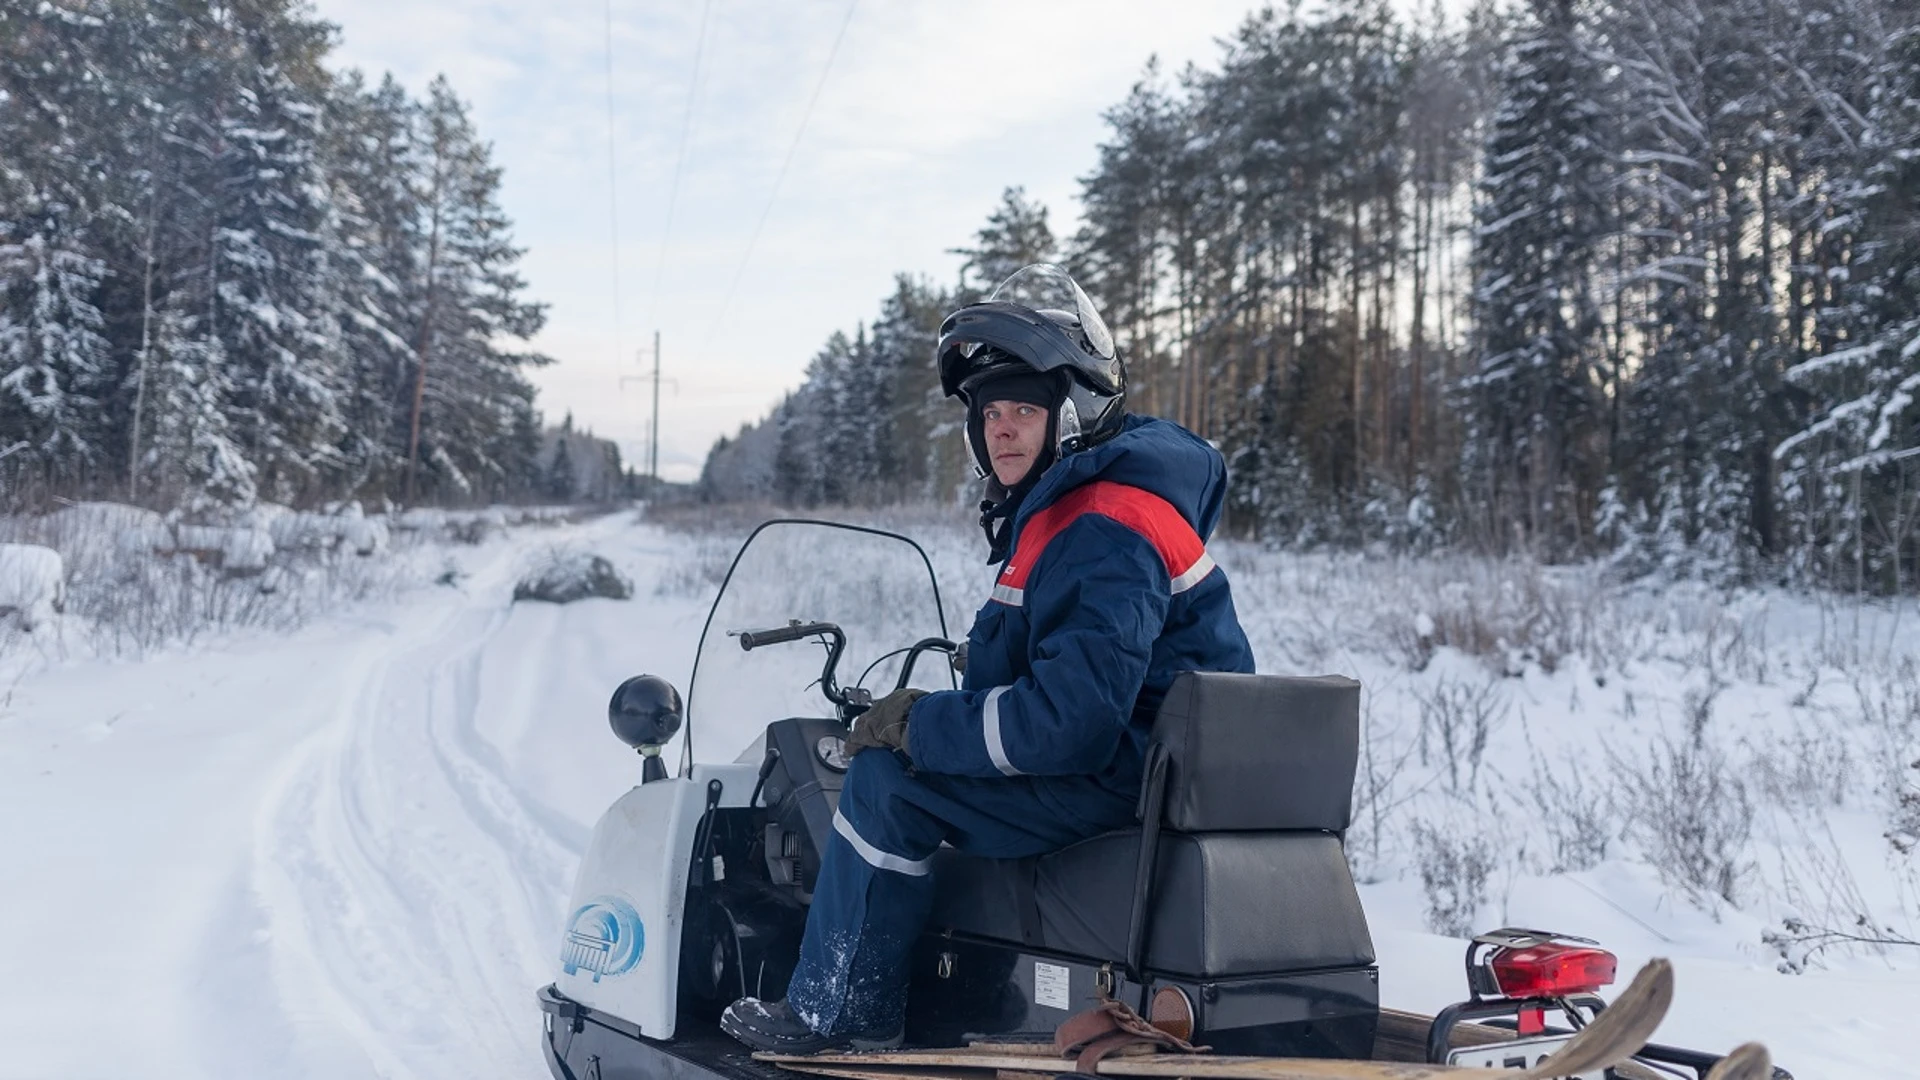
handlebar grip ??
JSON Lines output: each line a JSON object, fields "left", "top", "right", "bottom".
{"left": 737, "top": 621, "right": 834, "bottom": 651}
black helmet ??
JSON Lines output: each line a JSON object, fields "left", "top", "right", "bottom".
{"left": 937, "top": 264, "right": 1127, "bottom": 477}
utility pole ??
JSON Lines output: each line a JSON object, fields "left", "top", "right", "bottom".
{"left": 621, "top": 332, "right": 673, "bottom": 495}
{"left": 650, "top": 329, "right": 661, "bottom": 485}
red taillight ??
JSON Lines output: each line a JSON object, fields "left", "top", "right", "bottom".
{"left": 1488, "top": 943, "right": 1617, "bottom": 998}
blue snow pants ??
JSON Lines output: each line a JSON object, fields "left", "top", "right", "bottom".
{"left": 784, "top": 749, "right": 1137, "bottom": 1035}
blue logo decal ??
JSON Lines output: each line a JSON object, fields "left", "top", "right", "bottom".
{"left": 562, "top": 895, "right": 645, "bottom": 982}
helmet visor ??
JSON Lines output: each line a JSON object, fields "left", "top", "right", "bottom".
{"left": 986, "top": 264, "right": 1116, "bottom": 362}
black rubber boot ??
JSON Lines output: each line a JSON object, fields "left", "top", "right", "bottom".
{"left": 719, "top": 997, "right": 903, "bottom": 1054}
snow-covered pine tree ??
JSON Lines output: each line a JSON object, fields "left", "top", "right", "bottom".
{"left": 1779, "top": 6, "right": 1920, "bottom": 591}
{"left": 1465, "top": 0, "right": 1613, "bottom": 556}
{"left": 867, "top": 274, "right": 956, "bottom": 502}
{"left": 1071, "top": 62, "right": 1188, "bottom": 423}
{"left": 798, "top": 330, "right": 858, "bottom": 506}
{"left": 402, "top": 76, "right": 548, "bottom": 504}
{"left": 771, "top": 389, "right": 822, "bottom": 507}
{"left": 0, "top": 212, "right": 112, "bottom": 487}
{"left": 545, "top": 434, "right": 575, "bottom": 502}
{"left": 0, "top": 0, "right": 115, "bottom": 496}
{"left": 1606, "top": 0, "right": 1723, "bottom": 571}
{"left": 317, "top": 71, "right": 423, "bottom": 497}
{"left": 949, "top": 187, "right": 1057, "bottom": 298}
{"left": 137, "top": 307, "right": 258, "bottom": 505}
{"left": 210, "top": 14, "right": 347, "bottom": 504}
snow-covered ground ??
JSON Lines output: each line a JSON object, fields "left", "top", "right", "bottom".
{"left": 1, "top": 509, "right": 1914, "bottom": 1079}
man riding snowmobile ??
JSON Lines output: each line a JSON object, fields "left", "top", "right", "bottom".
{"left": 719, "top": 263, "right": 1256, "bottom": 1053}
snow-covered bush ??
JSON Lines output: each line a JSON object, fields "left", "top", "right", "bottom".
{"left": 172, "top": 525, "right": 275, "bottom": 572}
{"left": 0, "top": 543, "right": 65, "bottom": 629}
{"left": 447, "top": 509, "right": 504, "bottom": 545}
{"left": 395, "top": 507, "right": 447, "bottom": 532}
{"left": 47, "top": 500, "right": 166, "bottom": 537}
{"left": 514, "top": 551, "right": 633, "bottom": 604}
{"left": 257, "top": 502, "right": 390, "bottom": 556}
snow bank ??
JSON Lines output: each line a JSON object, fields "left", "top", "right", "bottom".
{"left": 394, "top": 507, "right": 446, "bottom": 531}
{"left": 46, "top": 500, "right": 166, "bottom": 536}
{"left": 0, "top": 543, "right": 65, "bottom": 629}
{"left": 259, "top": 502, "right": 390, "bottom": 556}
{"left": 392, "top": 505, "right": 578, "bottom": 544}
{"left": 172, "top": 525, "right": 275, "bottom": 572}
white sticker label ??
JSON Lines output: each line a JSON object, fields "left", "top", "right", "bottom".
{"left": 1034, "top": 961, "right": 1072, "bottom": 1011}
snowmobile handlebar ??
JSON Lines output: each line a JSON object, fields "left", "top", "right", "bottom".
{"left": 735, "top": 621, "right": 840, "bottom": 651}
{"left": 735, "top": 621, "right": 867, "bottom": 720}
{"left": 892, "top": 637, "right": 958, "bottom": 693}
{"left": 734, "top": 624, "right": 959, "bottom": 723}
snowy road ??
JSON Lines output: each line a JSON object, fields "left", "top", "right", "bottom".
{"left": 0, "top": 516, "right": 705, "bottom": 1079}
{"left": 2, "top": 513, "right": 1915, "bottom": 1079}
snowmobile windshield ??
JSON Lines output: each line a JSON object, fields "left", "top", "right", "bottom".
{"left": 986, "top": 263, "right": 1116, "bottom": 363}
{"left": 682, "top": 520, "right": 954, "bottom": 770}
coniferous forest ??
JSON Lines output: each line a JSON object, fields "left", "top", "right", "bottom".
{"left": 703, "top": 0, "right": 1920, "bottom": 592}
{"left": 0, "top": 0, "right": 549, "bottom": 510}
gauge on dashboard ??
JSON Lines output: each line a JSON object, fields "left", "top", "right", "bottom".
{"left": 815, "top": 735, "right": 850, "bottom": 772}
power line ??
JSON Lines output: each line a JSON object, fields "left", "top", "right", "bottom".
{"left": 647, "top": 0, "right": 714, "bottom": 315}
{"left": 706, "top": 0, "right": 857, "bottom": 344}
{"left": 603, "top": 0, "right": 623, "bottom": 372}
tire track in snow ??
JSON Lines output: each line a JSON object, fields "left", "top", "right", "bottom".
{"left": 249, "top": 550, "right": 588, "bottom": 1080}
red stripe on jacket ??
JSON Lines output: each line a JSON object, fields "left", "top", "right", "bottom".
{"left": 994, "top": 481, "right": 1208, "bottom": 598}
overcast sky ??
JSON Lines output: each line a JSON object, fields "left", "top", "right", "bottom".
{"left": 313, "top": 1, "right": 1385, "bottom": 481}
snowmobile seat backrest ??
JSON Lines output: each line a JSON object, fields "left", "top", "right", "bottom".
{"left": 1150, "top": 672, "right": 1358, "bottom": 834}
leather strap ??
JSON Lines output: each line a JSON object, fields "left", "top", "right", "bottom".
{"left": 1053, "top": 996, "right": 1208, "bottom": 1073}
{"left": 1012, "top": 856, "right": 1044, "bottom": 948}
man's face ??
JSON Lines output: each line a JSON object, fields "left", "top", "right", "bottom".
{"left": 981, "top": 399, "right": 1050, "bottom": 486}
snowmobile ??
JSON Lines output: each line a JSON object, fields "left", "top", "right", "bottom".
{"left": 536, "top": 519, "right": 1786, "bottom": 1080}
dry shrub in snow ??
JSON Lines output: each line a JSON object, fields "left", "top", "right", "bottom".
{"left": 1347, "top": 685, "right": 1424, "bottom": 882}
{"left": 1747, "top": 723, "right": 1855, "bottom": 812}
{"left": 1413, "top": 818, "right": 1495, "bottom": 937}
{"left": 1416, "top": 675, "right": 1506, "bottom": 795}
{"left": 0, "top": 501, "right": 421, "bottom": 657}
{"left": 1850, "top": 663, "right": 1920, "bottom": 855}
{"left": 1378, "top": 558, "right": 1603, "bottom": 675}
{"left": 653, "top": 538, "right": 739, "bottom": 600}
{"left": 1615, "top": 735, "right": 1753, "bottom": 907}
{"left": 1524, "top": 758, "right": 1616, "bottom": 873}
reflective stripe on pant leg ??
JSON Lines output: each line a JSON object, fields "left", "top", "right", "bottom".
{"left": 789, "top": 752, "right": 936, "bottom": 1034}
{"left": 832, "top": 807, "right": 931, "bottom": 876}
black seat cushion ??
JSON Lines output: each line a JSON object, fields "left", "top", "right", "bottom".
{"left": 929, "top": 829, "right": 1374, "bottom": 979}
{"left": 1153, "top": 673, "right": 1360, "bottom": 833}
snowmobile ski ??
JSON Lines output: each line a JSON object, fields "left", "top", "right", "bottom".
{"left": 1702, "top": 1042, "right": 1771, "bottom": 1080}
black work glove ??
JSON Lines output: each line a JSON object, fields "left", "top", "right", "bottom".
{"left": 844, "top": 688, "right": 925, "bottom": 759}
{"left": 950, "top": 641, "right": 968, "bottom": 675}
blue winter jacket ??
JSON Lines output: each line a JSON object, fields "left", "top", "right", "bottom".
{"left": 908, "top": 415, "right": 1256, "bottom": 795}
